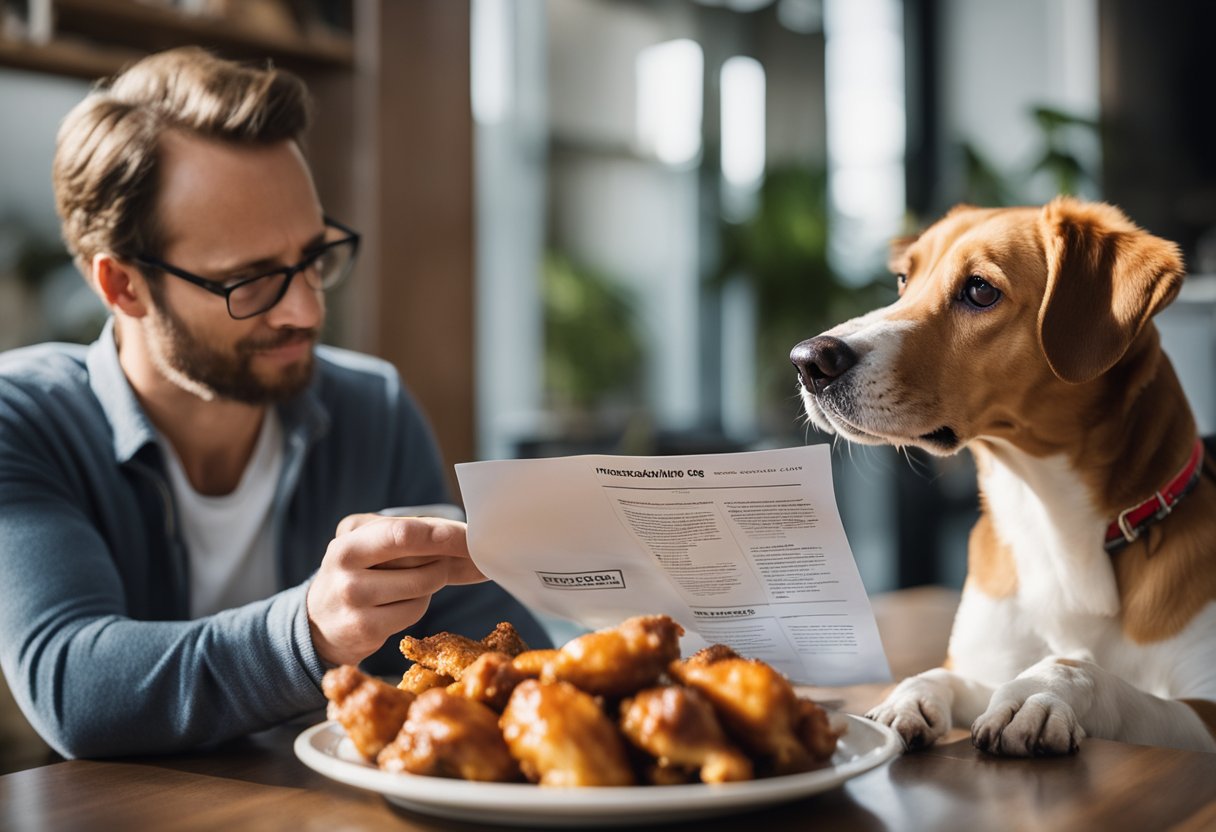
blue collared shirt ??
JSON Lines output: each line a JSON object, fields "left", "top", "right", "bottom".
{"left": 0, "top": 320, "right": 547, "bottom": 757}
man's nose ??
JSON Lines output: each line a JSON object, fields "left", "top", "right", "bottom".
{"left": 266, "top": 268, "right": 324, "bottom": 329}
{"left": 790, "top": 336, "right": 858, "bottom": 395}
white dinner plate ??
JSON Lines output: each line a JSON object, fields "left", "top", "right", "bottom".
{"left": 294, "top": 714, "right": 900, "bottom": 827}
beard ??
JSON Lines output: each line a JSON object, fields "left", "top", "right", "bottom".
{"left": 145, "top": 288, "right": 318, "bottom": 405}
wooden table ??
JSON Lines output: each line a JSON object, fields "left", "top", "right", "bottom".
{"left": 3, "top": 587, "right": 1215, "bottom": 831}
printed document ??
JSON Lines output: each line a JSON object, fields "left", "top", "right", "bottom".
{"left": 455, "top": 444, "right": 891, "bottom": 685}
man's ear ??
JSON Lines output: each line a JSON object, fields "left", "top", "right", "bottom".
{"left": 1037, "top": 197, "right": 1184, "bottom": 384}
{"left": 92, "top": 253, "right": 151, "bottom": 318}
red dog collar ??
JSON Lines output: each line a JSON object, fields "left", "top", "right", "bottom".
{"left": 1104, "top": 438, "right": 1204, "bottom": 552}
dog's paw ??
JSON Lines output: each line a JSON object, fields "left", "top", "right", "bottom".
{"left": 971, "top": 690, "right": 1084, "bottom": 757}
{"left": 866, "top": 679, "right": 952, "bottom": 751}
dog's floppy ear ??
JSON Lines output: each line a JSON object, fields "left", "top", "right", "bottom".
{"left": 1038, "top": 197, "right": 1184, "bottom": 384}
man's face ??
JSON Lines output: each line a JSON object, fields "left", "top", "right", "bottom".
{"left": 141, "top": 132, "right": 327, "bottom": 405}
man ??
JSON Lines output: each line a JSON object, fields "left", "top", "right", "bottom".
{"left": 0, "top": 46, "right": 547, "bottom": 759}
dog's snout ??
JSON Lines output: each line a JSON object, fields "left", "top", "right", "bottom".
{"left": 790, "top": 336, "right": 859, "bottom": 395}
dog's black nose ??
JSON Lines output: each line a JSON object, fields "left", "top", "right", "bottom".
{"left": 790, "top": 336, "right": 858, "bottom": 395}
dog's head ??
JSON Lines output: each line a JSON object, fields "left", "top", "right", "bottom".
{"left": 790, "top": 197, "right": 1184, "bottom": 456}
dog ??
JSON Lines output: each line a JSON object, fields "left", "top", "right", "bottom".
{"left": 790, "top": 197, "right": 1216, "bottom": 756}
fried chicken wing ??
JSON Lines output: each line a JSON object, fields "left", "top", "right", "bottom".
{"left": 399, "top": 631, "right": 489, "bottom": 680}
{"left": 511, "top": 649, "right": 558, "bottom": 677}
{"left": 500, "top": 679, "right": 635, "bottom": 786}
{"left": 377, "top": 688, "right": 521, "bottom": 782}
{"left": 686, "top": 643, "right": 740, "bottom": 665}
{"left": 619, "top": 685, "right": 753, "bottom": 783}
{"left": 399, "top": 622, "right": 530, "bottom": 681}
{"left": 398, "top": 663, "right": 454, "bottom": 695}
{"left": 795, "top": 696, "right": 843, "bottom": 762}
{"left": 448, "top": 651, "right": 528, "bottom": 712}
{"left": 322, "top": 665, "right": 415, "bottom": 760}
{"left": 669, "top": 651, "right": 813, "bottom": 773}
{"left": 481, "top": 621, "right": 530, "bottom": 656}
{"left": 540, "top": 615, "right": 685, "bottom": 698}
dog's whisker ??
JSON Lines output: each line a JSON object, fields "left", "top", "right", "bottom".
{"left": 899, "top": 444, "right": 920, "bottom": 471}
{"left": 901, "top": 446, "right": 940, "bottom": 481}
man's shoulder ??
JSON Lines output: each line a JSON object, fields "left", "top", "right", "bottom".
{"left": 315, "top": 345, "right": 398, "bottom": 382}
{"left": 309, "top": 346, "right": 433, "bottom": 446}
{"left": 313, "top": 345, "right": 419, "bottom": 415}
{"left": 0, "top": 343, "right": 100, "bottom": 455}
{"left": 0, "top": 341, "right": 91, "bottom": 393}
{"left": 314, "top": 345, "right": 401, "bottom": 396}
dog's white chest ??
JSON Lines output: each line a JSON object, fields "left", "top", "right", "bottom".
{"left": 979, "top": 447, "right": 1121, "bottom": 627}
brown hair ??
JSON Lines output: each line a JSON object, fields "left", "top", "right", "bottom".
{"left": 52, "top": 46, "right": 313, "bottom": 271}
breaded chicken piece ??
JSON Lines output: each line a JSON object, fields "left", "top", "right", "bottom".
{"left": 398, "top": 663, "right": 454, "bottom": 695}
{"left": 795, "top": 696, "right": 843, "bottom": 762}
{"left": 399, "top": 622, "right": 531, "bottom": 681}
{"left": 540, "top": 615, "right": 685, "bottom": 698}
{"left": 511, "top": 649, "right": 558, "bottom": 677}
{"left": 620, "top": 685, "right": 753, "bottom": 783}
{"left": 447, "top": 651, "right": 528, "bottom": 712}
{"left": 685, "top": 643, "right": 740, "bottom": 665}
{"left": 377, "top": 688, "right": 520, "bottom": 782}
{"left": 481, "top": 621, "right": 530, "bottom": 656}
{"left": 322, "top": 665, "right": 415, "bottom": 760}
{"left": 669, "top": 651, "right": 815, "bottom": 773}
{"left": 500, "top": 679, "right": 635, "bottom": 786}
{"left": 399, "top": 631, "right": 489, "bottom": 680}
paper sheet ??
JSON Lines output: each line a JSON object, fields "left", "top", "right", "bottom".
{"left": 455, "top": 444, "right": 891, "bottom": 685}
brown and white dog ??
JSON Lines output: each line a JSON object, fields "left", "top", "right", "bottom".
{"left": 790, "top": 197, "right": 1216, "bottom": 756}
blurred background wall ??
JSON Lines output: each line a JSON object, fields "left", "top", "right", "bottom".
{"left": 1, "top": 0, "right": 1214, "bottom": 600}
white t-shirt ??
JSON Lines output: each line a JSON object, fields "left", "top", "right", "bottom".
{"left": 158, "top": 412, "right": 283, "bottom": 619}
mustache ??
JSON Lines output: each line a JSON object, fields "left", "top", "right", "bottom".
{"left": 238, "top": 327, "right": 319, "bottom": 353}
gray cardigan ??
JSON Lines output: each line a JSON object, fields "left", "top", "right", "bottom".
{"left": 0, "top": 320, "right": 547, "bottom": 758}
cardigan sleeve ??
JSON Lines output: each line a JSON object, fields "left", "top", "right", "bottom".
{"left": 0, "top": 414, "right": 328, "bottom": 759}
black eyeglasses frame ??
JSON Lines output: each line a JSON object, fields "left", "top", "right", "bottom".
{"left": 132, "top": 216, "right": 361, "bottom": 320}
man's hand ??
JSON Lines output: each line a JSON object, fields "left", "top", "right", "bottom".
{"left": 306, "top": 514, "right": 486, "bottom": 667}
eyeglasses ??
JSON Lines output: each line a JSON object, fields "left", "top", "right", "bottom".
{"left": 134, "top": 216, "right": 361, "bottom": 320}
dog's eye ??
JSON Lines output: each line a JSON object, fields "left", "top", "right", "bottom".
{"left": 961, "top": 275, "right": 1001, "bottom": 308}
{"left": 896, "top": 274, "right": 907, "bottom": 291}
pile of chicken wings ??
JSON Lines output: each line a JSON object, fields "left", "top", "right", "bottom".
{"left": 322, "top": 614, "right": 842, "bottom": 786}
